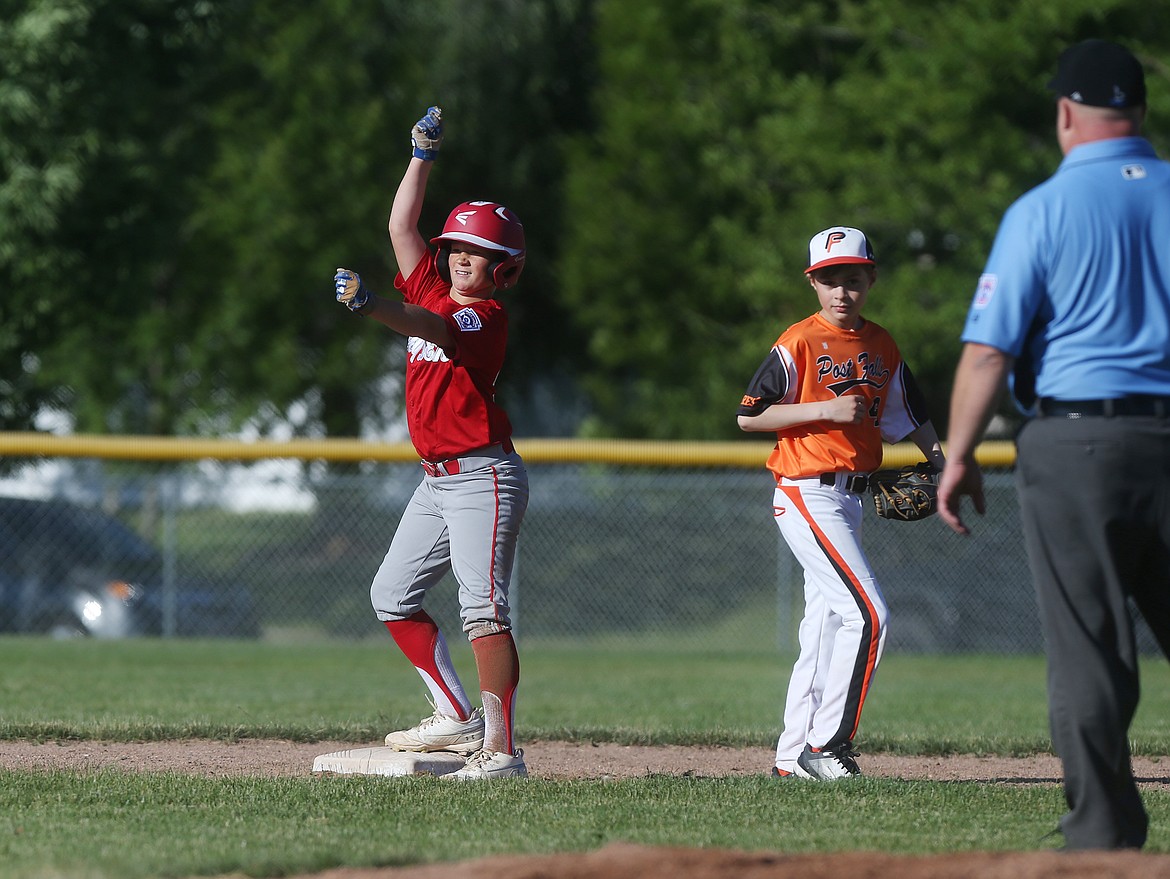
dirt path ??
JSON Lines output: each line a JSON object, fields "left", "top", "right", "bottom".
{"left": 2, "top": 738, "right": 1169, "bottom": 785}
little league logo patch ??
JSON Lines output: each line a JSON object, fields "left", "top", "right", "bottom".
{"left": 452, "top": 307, "right": 483, "bottom": 332}
{"left": 973, "top": 273, "right": 997, "bottom": 309}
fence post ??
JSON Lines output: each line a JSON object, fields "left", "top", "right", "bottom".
{"left": 160, "top": 475, "right": 178, "bottom": 638}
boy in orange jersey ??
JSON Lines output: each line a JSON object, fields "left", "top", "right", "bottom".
{"left": 736, "top": 226, "right": 945, "bottom": 780}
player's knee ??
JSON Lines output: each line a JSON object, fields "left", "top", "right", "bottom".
{"left": 373, "top": 598, "right": 425, "bottom": 625}
{"left": 861, "top": 606, "right": 889, "bottom": 633}
{"left": 465, "top": 620, "right": 512, "bottom": 641}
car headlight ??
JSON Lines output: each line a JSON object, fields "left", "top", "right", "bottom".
{"left": 70, "top": 581, "right": 143, "bottom": 638}
{"left": 105, "top": 580, "right": 140, "bottom": 603}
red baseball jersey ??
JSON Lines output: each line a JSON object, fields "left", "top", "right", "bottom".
{"left": 394, "top": 250, "right": 513, "bottom": 461}
{"left": 737, "top": 313, "right": 930, "bottom": 480}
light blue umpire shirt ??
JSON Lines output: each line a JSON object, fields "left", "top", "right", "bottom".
{"left": 960, "top": 136, "right": 1170, "bottom": 412}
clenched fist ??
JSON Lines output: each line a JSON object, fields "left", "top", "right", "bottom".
{"left": 411, "top": 106, "right": 443, "bottom": 161}
{"left": 824, "top": 394, "right": 867, "bottom": 424}
{"left": 334, "top": 268, "right": 374, "bottom": 315}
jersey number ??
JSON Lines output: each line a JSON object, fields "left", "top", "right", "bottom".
{"left": 868, "top": 396, "right": 881, "bottom": 426}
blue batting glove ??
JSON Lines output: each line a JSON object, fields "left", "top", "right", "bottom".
{"left": 334, "top": 268, "right": 373, "bottom": 315}
{"left": 411, "top": 106, "right": 443, "bottom": 161}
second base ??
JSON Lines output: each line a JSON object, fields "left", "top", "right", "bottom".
{"left": 312, "top": 747, "right": 465, "bottom": 777}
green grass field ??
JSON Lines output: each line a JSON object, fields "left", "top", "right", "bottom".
{"left": 3, "top": 637, "right": 1170, "bottom": 878}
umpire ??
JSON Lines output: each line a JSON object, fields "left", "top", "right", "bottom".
{"left": 938, "top": 39, "right": 1170, "bottom": 850}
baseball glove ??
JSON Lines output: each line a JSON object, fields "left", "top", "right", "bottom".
{"left": 869, "top": 462, "right": 939, "bottom": 521}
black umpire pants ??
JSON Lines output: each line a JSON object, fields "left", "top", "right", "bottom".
{"left": 1016, "top": 413, "right": 1170, "bottom": 850}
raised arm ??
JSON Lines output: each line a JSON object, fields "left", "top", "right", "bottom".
{"left": 388, "top": 106, "right": 443, "bottom": 280}
{"left": 388, "top": 158, "right": 433, "bottom": 281}
{"left": 332, "top": 106, "right": 453, "bottom": 345}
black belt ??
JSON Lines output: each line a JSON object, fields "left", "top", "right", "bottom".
{"left": 1036, "top": 397, "right": 1170, "bottom": 418}
{"left": 820, "top": 473, "right": 869, "bottom": 493}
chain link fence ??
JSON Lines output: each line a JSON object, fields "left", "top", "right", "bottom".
{"left": 0, "top": 437, "right": 1155, "bottom": 653}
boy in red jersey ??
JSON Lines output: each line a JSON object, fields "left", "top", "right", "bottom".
{"left": 737, "top": 227, "right": 945, "bottom": 780}
{"left": 334, "top": 106, "right": 528, "bottom": 779}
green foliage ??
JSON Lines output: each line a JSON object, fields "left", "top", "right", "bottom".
{"left": 3, "top": 0, "right": 1170, "bottom": 438}
{"left": 0, "top": 0, "right": 233, "bottom": 433}
{"left": 562, "top": 0, "right": 1170, "bottom": 436}
{"left": 0, "top": 0, "right": 595, "bottom": 438}
{"left": 180, "top": 0, "right": 423, "bottom": 437}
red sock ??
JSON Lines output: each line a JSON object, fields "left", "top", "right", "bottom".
{"left": 471, "top": 631, "right": 520, "bottom": 753}
{"left": 385, "top": 611, "right": 472, "bottom": 720}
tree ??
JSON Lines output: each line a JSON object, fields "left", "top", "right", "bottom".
{"left": 0, "top": 0, "right": 233, "bottom": 432}
{"left": 5, "top": 0, "right": 1168, "bottom": 441}
{"left": 0, "top": 0, "right": 596, "bottom": 438}
{"left": 181, "top": 0, "right": 596, "bottom": 439}
{"left": 560, "top": 0, "right": 1170, "bottom": 437}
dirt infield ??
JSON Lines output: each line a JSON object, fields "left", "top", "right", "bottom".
{"left": 4, "top": 739, "right": 1170, "bottom": 785}
{"left": 309, "top": 844, "right": 1170, "bottom": 879}
{"left": 0, "top": 739, "right": 1104, "bottom": 781}
{"left": 5, "top": 741, "right": 1170, "bottom": 878}
{"left": 0, "top": 739, "right": 1082, "bottom": 780}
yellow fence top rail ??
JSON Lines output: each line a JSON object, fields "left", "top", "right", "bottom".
{"left": 0, "top": 432, "right": 1019, "bottom": 469}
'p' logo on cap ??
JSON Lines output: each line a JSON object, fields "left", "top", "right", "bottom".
{"left": 806, "top": 227, "right": 876, "bottom": 274}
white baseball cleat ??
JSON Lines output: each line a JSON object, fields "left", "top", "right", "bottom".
{"left": 384, "top": 707, "right": 485, "bottom": 755}
{"left": 795, "top": 742, "right": 861, "bottom": 780}
{"left": 444, "top": 748, "right": 528, "bottom": 780}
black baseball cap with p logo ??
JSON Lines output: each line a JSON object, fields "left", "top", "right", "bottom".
{"left": 1047, "top": 39, "right": 1146, "bottom": 108}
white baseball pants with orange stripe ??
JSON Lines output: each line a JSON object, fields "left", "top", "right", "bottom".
{"left": 771, "top": 475, "right": 888, "bottom": 772}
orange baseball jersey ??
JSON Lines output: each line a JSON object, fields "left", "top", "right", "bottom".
{"left": 737, "top": 313, "right": 930, "bottom": 479}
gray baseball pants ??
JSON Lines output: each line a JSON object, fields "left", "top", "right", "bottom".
{"left": 371, "top": 448, "right": 529, "bottom": 636}
{"left": 1017, "top": 414, "right": 1170, "bottom": 849}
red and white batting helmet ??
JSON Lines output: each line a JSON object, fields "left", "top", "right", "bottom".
{"left": 431, "top": 200, "right": 526, "bottom": 290}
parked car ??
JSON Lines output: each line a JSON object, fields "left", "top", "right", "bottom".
{"left": 0, "top": 497, "right": 259, "bottom": 638}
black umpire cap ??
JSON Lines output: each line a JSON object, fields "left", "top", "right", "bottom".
{"left": 1047, "top": 39, "right": 1146, "bottom": 108}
